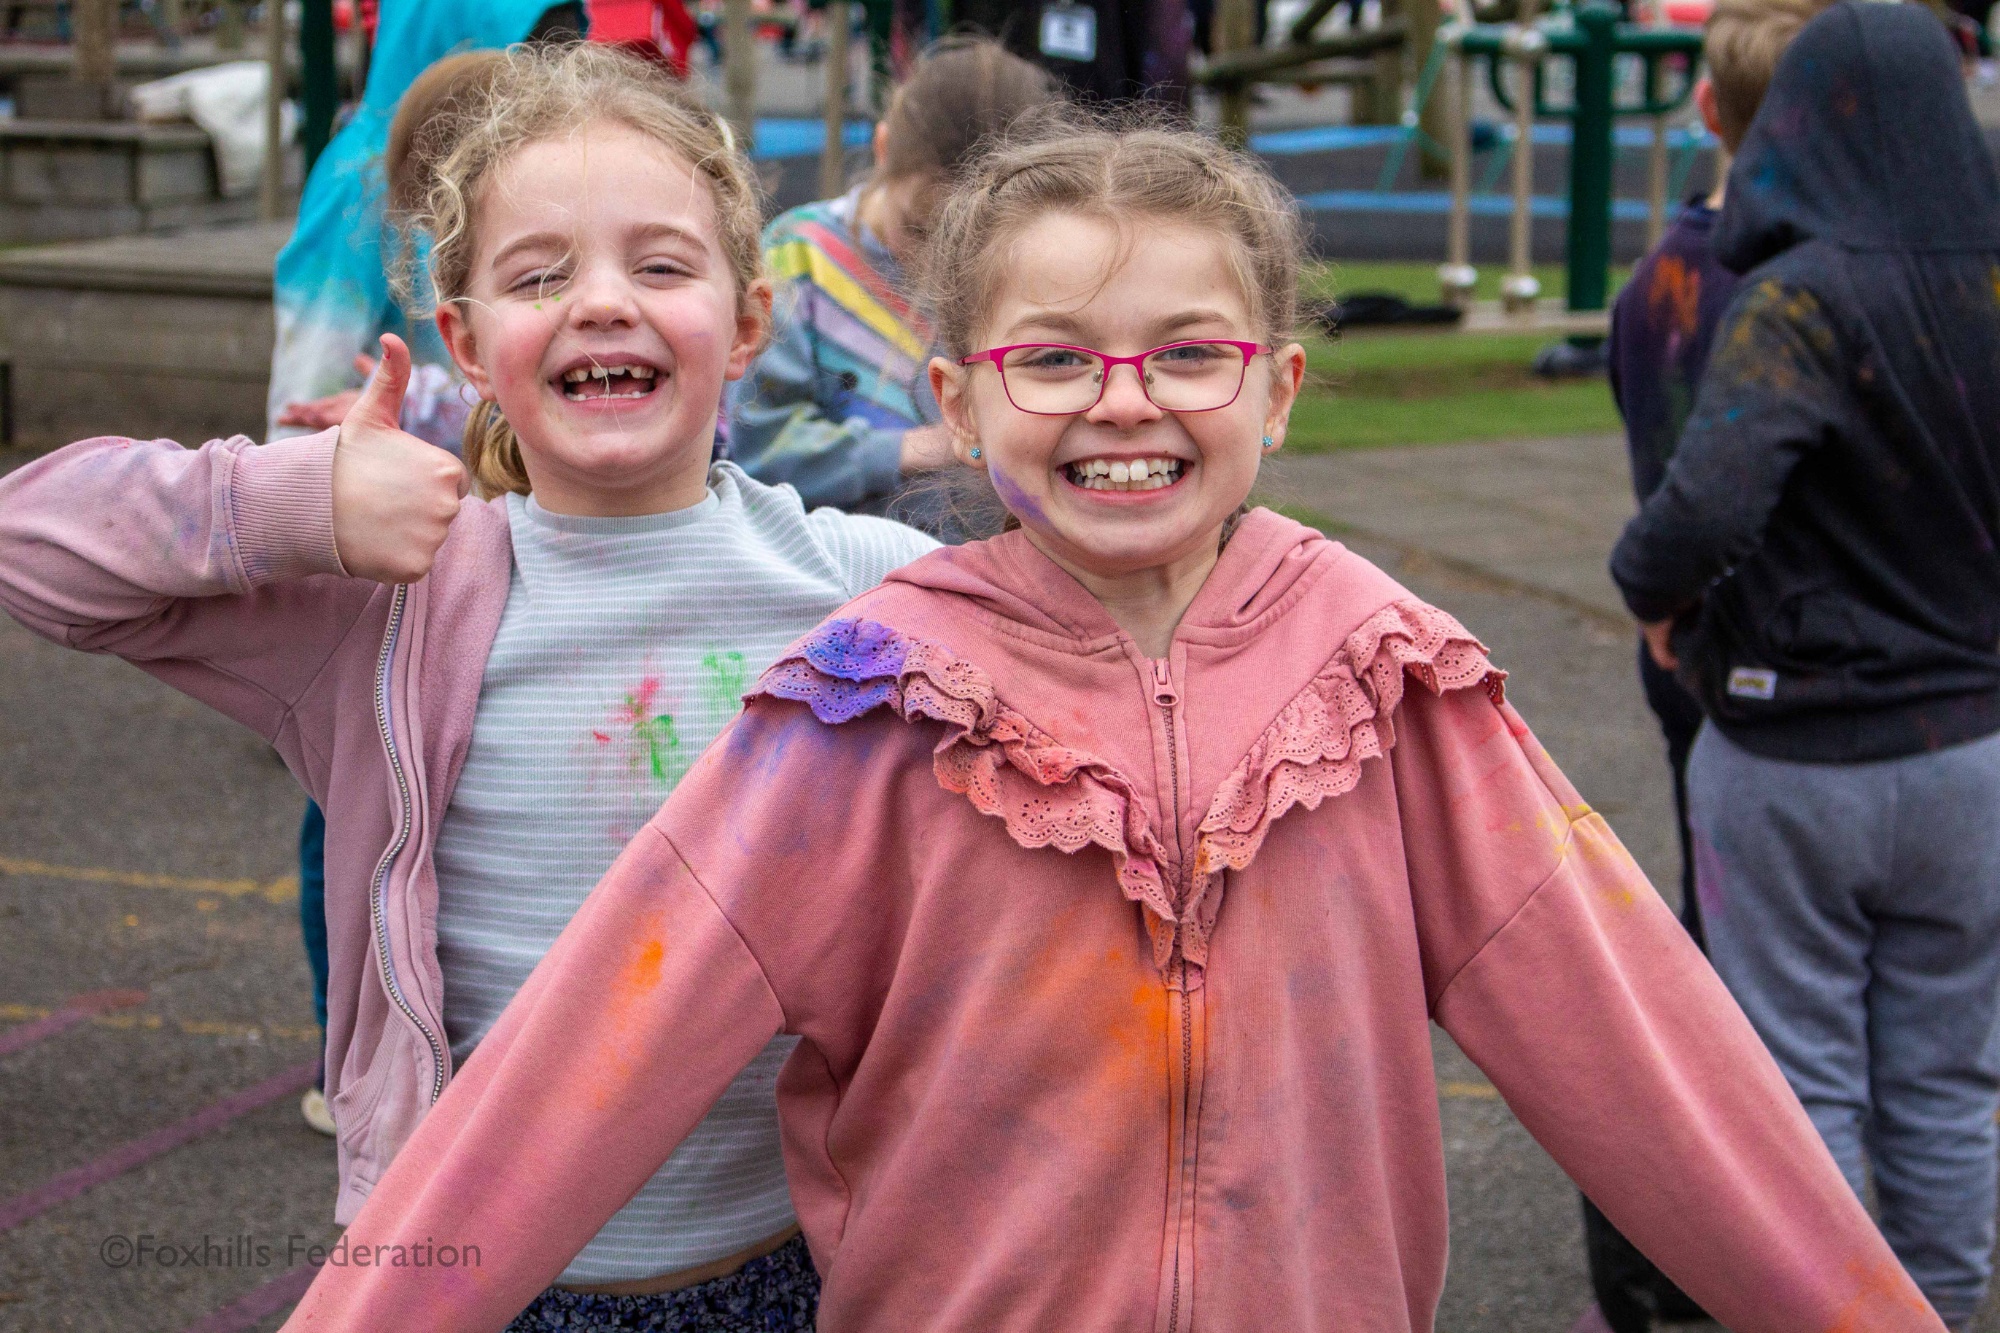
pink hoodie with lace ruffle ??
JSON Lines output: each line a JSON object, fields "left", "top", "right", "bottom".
{"left": 283, "top": 510, "right": 1942, "bottom": 1333}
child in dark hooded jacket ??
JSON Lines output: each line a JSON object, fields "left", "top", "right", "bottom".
{"left": 1612, "top": 6, "right": 2000, "bottom": 1325}
{"left": 1590, "top": 0, "right": 1827, "bottom": 1324}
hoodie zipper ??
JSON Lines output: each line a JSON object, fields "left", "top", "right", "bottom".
{"left": 1152, "top": 657, "right": 1195, "bottom": 1333}
{"left": 368, "top": 583, "right": 447, "bottom": 1103}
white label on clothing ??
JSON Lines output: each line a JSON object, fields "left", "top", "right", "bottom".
{"left": 1727, "top": 666, "right": 1779, "bottom": 700}
{"left": 1040, "top": 4, "right": 1097, "bottom": 61}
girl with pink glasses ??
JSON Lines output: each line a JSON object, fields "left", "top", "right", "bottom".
{"left": 284, "top": 111, "right": 1942, "bottom": 1333}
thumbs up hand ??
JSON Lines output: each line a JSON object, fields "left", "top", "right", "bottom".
{"left": 331, "top": 335, "right": 472, "bottom": 584}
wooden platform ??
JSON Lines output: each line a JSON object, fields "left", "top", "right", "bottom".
{"left": 0, "top": 43, "right": 225, "bottom": 87}
{"left": 1333, "top": 298, "right": 1612, "bottom": 340}
{"left": 0, "top": 118, "right": 277, "bottom": 244}
{"left": 1460, "top": 298, "right": 1611, "bottom": 337}
{"left": 0, "top": 221, "right": 289, "bottom": 449}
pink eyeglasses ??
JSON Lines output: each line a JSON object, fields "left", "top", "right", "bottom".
{"left": 957, "top": 340, "right": 1272, "bottom": 416}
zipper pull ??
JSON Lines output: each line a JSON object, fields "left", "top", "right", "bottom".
{"left": 1151, "top": 658, "right": 1179, "bottom": 707}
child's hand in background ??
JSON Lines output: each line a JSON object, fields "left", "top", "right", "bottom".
{"left": 276, "top": 353, "right": 382, "bottom": 430}
{"left": 900, "top": 424, "right": 957, "bottom": 473}
{"left": 332, "top": 334, "right": 471, "bottom": 584}
{"left": 1642, "top": 618, "right": 1679, "bottom": 671}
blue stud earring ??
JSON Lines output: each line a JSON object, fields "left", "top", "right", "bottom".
{"left": 969, "top": 446, "right": 983, "bottom": 460}
{"left": 1261, "top": 434, "right": 1275, "bottom": 450}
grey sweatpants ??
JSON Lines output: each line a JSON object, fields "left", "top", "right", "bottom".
{"left": 1689, "top": 723, "right": 2000, "bottom": 1326}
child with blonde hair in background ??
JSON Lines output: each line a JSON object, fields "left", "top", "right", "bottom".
{"left": 283, "top": 107, "right": 1940, "bottom": 1333}
{"left": 1587, "top": 0, "right": 1829, "bottom": 1323}
{"left": 0, "top": 43, "right": 934, "bottom": 1333}
{"left": 1615, "top": 5, "right": 2000, "bottom": 1325}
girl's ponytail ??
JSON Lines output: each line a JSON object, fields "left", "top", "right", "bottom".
{"left": 461, "top": 400, "right": 532, "bottom": 498}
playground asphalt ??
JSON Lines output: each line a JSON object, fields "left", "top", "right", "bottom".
{"left": 2, "top": 434, "right": 1996, "bottom": 1330}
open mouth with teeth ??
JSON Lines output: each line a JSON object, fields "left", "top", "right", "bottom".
{"left": 1062, "top": 456, "right": 1186, "bottom": 492}
{"left": 555, "top": 362, "right": 661, "bottom": 401}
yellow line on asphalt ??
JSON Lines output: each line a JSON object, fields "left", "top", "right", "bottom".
{"left": 0, "top": 855, "right": 298, "bottom": 904}
{"left": 0, "top": 1003, "right": 318, "bottom": 1043}
{"left": 1440, "top": 1080, "right": 1501, "bottom": 1100}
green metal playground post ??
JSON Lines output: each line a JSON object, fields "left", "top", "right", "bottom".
{"left": 1459, "top": 9, "right": 1701, "bottom": 315}
{"left": 300, "top": 0, "right": 337, "bottom": 173}
{"left": 1565, "top": 4, "right": 1618, "bottom": 315}
{"left": 864, "top": 0, "right": 893, "bottom": 103}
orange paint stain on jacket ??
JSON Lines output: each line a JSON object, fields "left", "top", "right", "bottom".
{"left": 588, "top": 910, "right": 671, "bottom": 1110}
{"left": 1648, "top": 253, "right": 1704, "bottom": 341}
{"left": 1822, "top": 1258, "right": 1939, "bottom": 1333}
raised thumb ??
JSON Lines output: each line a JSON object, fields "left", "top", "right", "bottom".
{"left": 349, "top": 333, "right": 412, "bottom": 430}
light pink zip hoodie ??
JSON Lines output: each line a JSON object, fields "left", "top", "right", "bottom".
{"left": 280, "top": 508, "right": 1940, "bottom": 1332}
{"left": 0, "top": 432, "right": 548, "bottom": 1223}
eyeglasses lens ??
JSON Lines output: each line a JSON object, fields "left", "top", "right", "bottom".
{"left": 998, "top": 344, "right": 1247, "bottom": 414}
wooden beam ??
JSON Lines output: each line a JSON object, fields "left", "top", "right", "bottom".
{"left": 1197, "top": 24, "right": 1405, "bottom": 85}
{"left": 1216, "top": 0, "right": 1257, "bottom": 147}
{"left": 72, "top": 0, "right": 116, "bottom": 114}
{"left": 260, "top": 0, "right": 286, "bottom": 220}
{"left": 722, "top": 0, "right": 757, "bottom": 151}
{"left": 1366, "top": 0, "right": 1405, "bottom": 127}
{"left": 820, "top": 0, "right": 852, "bottom": 199}
{"left": 217, "top": 0, "right": 245, "bottom": 53}
{"left": 1222, "top": 59, "right": 1389, "bottom": 87}
{"left": 1410, "top": 0, "right": 1448, "bottom": 173}
{"left": 1288, "top": 0, "right": 1343, "bottom": 43}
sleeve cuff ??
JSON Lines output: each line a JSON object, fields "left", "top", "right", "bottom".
{"left": 1609, "top": 527, "right": 1695, "bottom": 623}
{"left": 230, "top": 428, "right": 347, "bottom": 584}
{"left": 1619, "top": 588, "right": 1686, "bottom": 623}
{"left": 1611, "top": 556, "right": 1690, "bottom": 622}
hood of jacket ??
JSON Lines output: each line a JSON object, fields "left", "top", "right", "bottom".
{"left": 791, "top": 509, "right": 1502, "bottom": 977}
{"left": 887, "top": 509, "right": 1338, "bottom": 647}
{"left": 880, "top": 511, "right": 1385, "bottom": 809}
{"left": 1613, "top": 0, "right": 2000, "bottom": 763}
{"left": 1717, "top": 1, "right": 2000, "bottom": 273}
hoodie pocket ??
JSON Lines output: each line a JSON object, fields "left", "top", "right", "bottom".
{"left": 1768, "top": 586, "right": 1858, "bottom": 667}
{"left": 329, "top": 1029, "right": 393, "bottom": 1148}
{"left": 1678, "top": 586, "right": 1774, "bottom": 722}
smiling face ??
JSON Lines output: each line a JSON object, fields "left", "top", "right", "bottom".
{"left": 932, "top": 211, "right": 1305, "bottom": 587}
{"left": 438, "top": 120, "right": 768, "bottom": 516}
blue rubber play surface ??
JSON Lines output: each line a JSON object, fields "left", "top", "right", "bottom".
{"left": 1294, "top": 188, "right": 1659, "bottom": 219}
{"left": 1250, "top": 122, "right": 1715, "bottom": 154}
{"left": 751, "top": 118, "right": 875, "bottom": 160}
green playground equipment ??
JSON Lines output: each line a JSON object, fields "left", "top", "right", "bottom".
{"left": 1443, "top": 2, "right": 1703, "bottom": 317}
{"left": 1199, "top": 0, "right": 1415, "bottom": 143}
{"left": 1193, "top": 0, "right": 1704, "bottom": 324}
{"left": 300, "top": 0, "right": 336, "bottom": 171}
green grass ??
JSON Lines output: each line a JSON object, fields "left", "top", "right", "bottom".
{"left": 1302, "top": 259, "right": 1631, "bottom": 308}
{"left": 1281, "top": 262, "right": 1629, "bottom": 452}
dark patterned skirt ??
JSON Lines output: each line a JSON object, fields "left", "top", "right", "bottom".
{"left": 504, "top": 1234, "right": 819, "bottom": 1333}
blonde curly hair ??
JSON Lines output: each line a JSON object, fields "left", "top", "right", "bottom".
{"left": 395, "top": 41, "right": 766, "bottom": 498}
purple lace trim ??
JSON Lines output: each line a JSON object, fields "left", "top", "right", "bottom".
{"left": 758, "top": 619, "right": 913, "bottom": 724}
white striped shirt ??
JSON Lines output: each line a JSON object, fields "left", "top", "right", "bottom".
{"left": 433, "top": 462, "right": 935, "bottom": 1283}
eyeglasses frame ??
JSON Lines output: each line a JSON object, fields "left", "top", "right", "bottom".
{"left": 956, "top": 339, "right": 1273, "bottom": 417}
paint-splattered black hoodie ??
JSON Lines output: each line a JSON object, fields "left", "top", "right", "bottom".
{"left": 1610, "top": 1, "right": 2000, "bottom": 762}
